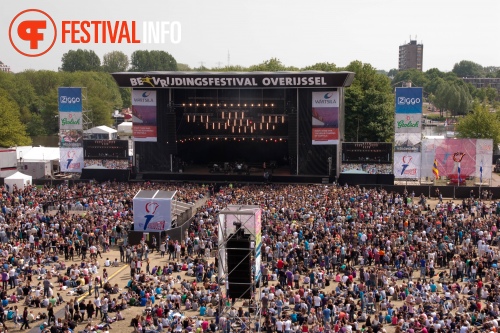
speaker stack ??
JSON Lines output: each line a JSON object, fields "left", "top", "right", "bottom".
{"left": 226, "top": 233, "right": 252, "bottom": 299}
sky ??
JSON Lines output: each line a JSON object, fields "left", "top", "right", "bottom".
{"left": 1, "top": 0, "right": 499, "bottom": 73}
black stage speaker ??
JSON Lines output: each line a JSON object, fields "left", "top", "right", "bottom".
{"left": 288, "top": 113, "right": 298, "bottom": 174}
{"left": 226, "top": 234, "right": 252, "bottom": 299}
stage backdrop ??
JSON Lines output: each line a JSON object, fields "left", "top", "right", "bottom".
{"left": 132, "top": 90, "right": 157, "bottom": 142}
{"left": 133, "top": 190, "right": 176, "bottom": 231}
{"left": 312, "top": 91, "right": 339, "bottom": 145}
{"left": 421, "top": 138, "right": 493, "bottom": 183}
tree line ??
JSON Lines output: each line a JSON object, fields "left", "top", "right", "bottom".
{"left": 0, "top": 48, "right": 497, "bottom": 148}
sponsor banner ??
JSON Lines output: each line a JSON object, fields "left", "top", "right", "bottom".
{"left": 58, "top": 87, "right": 82, "bottom": 112}
{"left": 133, "top": 198, "right": 172, "bottom": 231}
{"left": 112, "top": 73, "right": 354, "bottom": 89}
{"left": 395, "top": 133, "right": 421, "bottom": 152}
{"left": 312, "top": 91, "right": 339, "bottom": 108}
{"left": 60, "top": 148, "right": 84, "bottom": 172}
{"left": 312, "top": 91, "right": 339, "bottom": 145}
{"left": 59, "top": 130, "right": 83, "bottom": 148}
{"left": 395, "top": 87, "right": 423, "bottom": 114}
{"left": 255, "top": 209, "right": 262, "bottom": 281}
{"left": 394, "top": 152, "right": 421, "bottom": 179}
{"left": 395, "top": 114, "right": 422, "bottom": 133}
{"left": 59, "top": 112, "right": 82, "bottom": 129}
{"left": 132, "top": 90, "right": 157, "bottom": 142}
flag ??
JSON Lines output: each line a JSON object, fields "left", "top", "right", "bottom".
{"left": 432, "top": 159, "right": 439, "bottom": 179}
{"left": 480, "top": 160, "right": 483, "bottom": 183}
{"left": 458, "top": 162, "right": 461, "bottom": 184}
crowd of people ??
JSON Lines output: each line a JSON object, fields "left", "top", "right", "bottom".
{"left": 1, "top": 180, "right": 500, "bottom": 333}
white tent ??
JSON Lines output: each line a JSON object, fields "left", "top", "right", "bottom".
{"left": 117, "top": 121, "right": 132, "bottom": 134}
{"left": 4, "top": 171, "right": 32, "bottom": 192}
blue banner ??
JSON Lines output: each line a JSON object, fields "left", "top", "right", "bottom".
{"left": 395, "top": 87, "right": 423, "bottom": 114}
{"left": 58, "top": 87, "right": 82, "bottom": 112}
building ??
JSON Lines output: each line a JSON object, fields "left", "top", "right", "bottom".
{"left": 0, "top": 61, "right": 11, "bottom": 72}
{"left": 462, "top": 77, "right": 500, "bottom": 94}
{"left": 398, "top": 40, "right": 423, "bottom": 71}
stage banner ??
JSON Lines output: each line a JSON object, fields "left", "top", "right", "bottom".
{"left": 395, "top": 87, "right": 423, "bottom": 114}
{"left": 60, "top": 148, "right": 84, "bottom": 173}
{"left": 58, "top": 87, "right": 82, "bottom": 112}
{"left": 133, "top": 198, "right": 172, "bottom": 231}
{"left": 395, "top": 133, "right": 421, "bottom": 152}
{"left": 395, "top": 114, "right": 422, "bottom": 133}
{"left": 394, "top": 152, "right": 421, "bottom": 179}
{"left": 421, "top": 139, "right": 477, "bottom": 181}
{"left": 254, "top": 209, "right": 262, "bottom": 281}
{"left": 312, "top": 91, "right": 339, "bottom": 145}
{"left": 132, "top": 90, "right": 157, "bottom": 142}
{"left": 476, "top": 139, "right": 493, "bottom": 183}
{"left": 59, "top": 112, "right": 82, "bottom": 130}
{"left": 59, "top": 130, "right": 83, "bottom": 148}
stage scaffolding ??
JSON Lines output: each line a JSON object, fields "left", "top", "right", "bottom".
{"left": 217, "top": 205, "right": 263, "bottom": 332}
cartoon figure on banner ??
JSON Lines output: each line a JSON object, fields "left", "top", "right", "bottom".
{"left": 452, "top": 152, "right": 466, "bottom": 184}
{"left": 66, "top": 150, "right": 76, "bottom": 169}
{"left": 400, "top": 155, "right": 416, "bottom": 176}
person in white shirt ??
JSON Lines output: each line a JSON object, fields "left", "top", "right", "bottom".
{"left": 284, "top": 318, "right": 292, "bottom": 333}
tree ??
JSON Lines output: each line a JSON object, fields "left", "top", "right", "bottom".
{"left": 456, "top": 103, "right": 500, "bottom": 147}
{"left": 102, "top": 51, "right": 129, "bottom": 72}
{"left": 387, "top": 69, "right": 399, "bottom": 77}
{"left": 344, "top": 61, "right": 394, "bottom": 142}
{"left": 302, "top": 62, "right": 337, "bottom": 72}
{"left": 248, "top": 58, "right": 298, "bottom": 71}
{"left": 433, "top": 81, "right": 472, "bottom": 116}
{"left": 452, "top": 60, "right": 485, "bottom": 78}
{"left": 177, "top": 63, "right": 192, "bottom": 71}
{"left": 60, "top": 49, "right": 101, "bottom": 72}
{"left": 0, "top": 89, "right": 31, "bottom": 146}
{"left": 391, "top": 69, "right": 428, "bottom": 88}
{"left": 130, "top": 50, "right": 177, "bottom": 71}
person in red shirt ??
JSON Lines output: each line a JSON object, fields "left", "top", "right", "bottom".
{"left": 277, "top": 259, "right": 284, "bottom": 270}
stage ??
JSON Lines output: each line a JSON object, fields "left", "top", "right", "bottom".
{"left": 134, "top": 164, "right": 332, "bottom": 184}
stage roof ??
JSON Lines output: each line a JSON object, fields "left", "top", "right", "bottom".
{"left": 111, "top": 71, "right": 355, "bottom": 89}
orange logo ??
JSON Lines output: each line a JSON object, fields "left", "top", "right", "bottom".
{"left": 9, "top": 9, "right": 57, "bottom": 57}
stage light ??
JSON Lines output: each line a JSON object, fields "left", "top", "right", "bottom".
{"left": 280, "top": 138, "right": 282, "bottom": 141}
{"left": 182, "top": 103, "right": 186, "bottom": 107}
{"left": 201, "top": 116, "right": 203, "bottom": 122}
{"left": 235, "top": 112, "right": 238, "bottom": 119}
{"left": 260, "top": 123, "right": 263, "bottom": 130}
{"left": 261, "top": 138, "right": 264, "bottom": 141}
{"left": 243, "top": 138, "right": 245, "bottom": 140}
{"left": 196, "top": 104, "right": 199, "bottom": 107}
{"left": 232, "top": 127, "right": 234, "bottom": 133}
{"left": 205, "top": 123, "right": 208, "bottom": 129}
{"left": 240, "top": 119, "right": 242, "bottom": 126}
{"left": 244, "top": 104, "right": 247, "bottom": 107}
{"left": 187, "top": 115, "right": 190, "bottom": 122}
{"left": 206, "top": 115, "right": 209, "bottom": 122}
{"left": 218, "top": 123, "right": 221, "bottom": 130}
{"left": 244, "top": 127, "right": 247, "bottom": 133}
{"left": 198, "top": 137, "right": 201, "bottom": 140}
{"left": 266, "top": 123, "right": 269, "bottom": 130}
{"left": 282, "top": 116, "right": 284, "bottom": 123}
{"left": 210, "top": 104, "right": 213, "bottom": 107}
{"left": 225, "top": 137, "right": 227, "bottom": 140}
{"left": 189, "top": 103, "right": 192, "bottom": 106}
{"left": 251, "top": 104, "right": 254, "bottom": 107}
{"left": 203, "top": 103, "right": 206, "bottom": 106}
{"left": 273, "top": 125, "right": 275, "bottom": 130}
{"left": 238, "top": 128, "right": 241, "bottom": 133}
{"left": 238, "top": 104, "right": 240, "bottom": 107}
{"left": 224, "top": 104, "right": 227, "bottom": 107}
{"left": 222, "top": 112, "right": 224, "bottom": 119}
{"left": 225, "top": 123, "right": 227, "bottom": 130}
{"left": 217, "top": 104, "right": 220, "bottom": 107}
{"left": 246, "top": 119, "right": 249, "bottom": 126}
{"left": 230, "top": 104, "right": 233, "bottom": 107}
{"left": 271, "top": 103, "right": 274, "bottom": 107}
{"left": 241, "top": 112, "right": 244, "bottom": 119}
{"left": 275, "top": 116, "right": 278, "bottom": 123}
{"left": 212, "top": 123, "right": 215, "bottom": 130}
{"left": 229, "top": 112, "right": 231, "bottom": 119}
{"left": 251, "top": 127, "right": 254, "bottom": 133}
{"left": 234, "top": 119, "right": 237, "bottom": 126}
{"left": 216, "top": 137, "right": 218, "bottom": 140}
{"left": 258, "top": 104, "right": 261, "bottom": 107}
{"left": 261, "top": 115, "right": 264, "bottom": 122}
{"left": 265, "top": 104, "right": 268, "bottom": 107}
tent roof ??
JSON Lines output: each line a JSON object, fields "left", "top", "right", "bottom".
{"left": 5, "top": 171, "right": 32, "bottom": 180}
{"left": 18, "top": 146, "right": 59, "bottom": 161}
{"left": 84, "top": 125, "right": 117, "bottom": 134}
{"left": 118, "top": 122, "right": 132, "bottom": 127}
